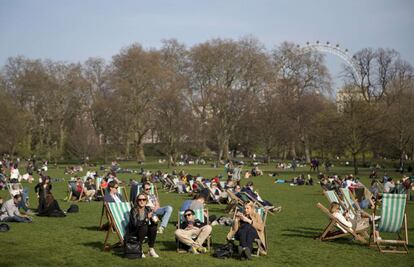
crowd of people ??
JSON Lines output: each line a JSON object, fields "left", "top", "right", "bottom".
{"left": 1, "top": 155, "right": 413, "bottom": 260}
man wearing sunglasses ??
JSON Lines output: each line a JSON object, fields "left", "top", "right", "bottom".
{"left": 175, "top": 209, "right": 212, "bottom": 254}
{"left": 143, "top": 182, "right": 173, "bottom": 234}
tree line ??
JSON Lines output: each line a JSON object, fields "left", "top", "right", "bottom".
{"left": 0, "top": 37, "right": 413, "bottom": 173}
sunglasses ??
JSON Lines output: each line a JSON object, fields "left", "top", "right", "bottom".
{"left": 138, "top": 198, "right": 147, "bottom": 201}
{"left": 184, "top": 213, "right": 193, "bottom": 217}
{"left": 113, "top": 187, "right": 119, "bottom": 189}
{"left": 144, "top": 188, "right": 151, "bottom": 191}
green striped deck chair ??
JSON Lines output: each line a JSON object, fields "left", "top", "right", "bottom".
{"left": 136, "top": 183, "right": 157, "bottom": 196}
{"left": 103, "top": 202, "right": 131, "bottom": 251}
{"left": 95, "top": 177, "right": 102, "bottom": 191}
{"left": 370, "top": 193, "right": 408, "bottom": 253}
{"left": 99, "top": 186, "right": 128, "bottom": 229}
{"left": 176, "top": 208, "right": 211, "bottom": 252}
{"left": 340, "top": 188, "right": 360, "bottom": 214}
{"left": 323, "top": 190, "right": 355, "bottom": 218}
{"left": 316, "top": 202, "right": 368, "bottom": 243}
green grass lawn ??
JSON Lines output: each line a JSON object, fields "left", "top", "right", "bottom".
{"left": 0, "top": 161, "right": 413, "bottom": 267}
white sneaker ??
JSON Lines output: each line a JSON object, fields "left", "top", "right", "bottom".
{"left": 141, "top": 252, "right": 146, "bottom": 258}
{"left": 157, "top": 226, "right": 164, "bottom": 234}
{"left": 149, "top": 248, "right": 159, "bottom": 258}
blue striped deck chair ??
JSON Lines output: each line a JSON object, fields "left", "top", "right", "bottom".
{"left": 370, "top": 193, "right": 408, "bottom": 253}
{"left": 103, "top": 202, "right": 131, "bottom": 251}
{"left": 176, "top": 208, "right": 211, "bottom": 252}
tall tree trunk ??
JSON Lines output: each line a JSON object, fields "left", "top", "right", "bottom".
{"left": 223, "top": 138, "right": 229, "bottom": 161}
{"left": 352, "top": 152, "right": 358, "bottom": 175}
{"left": 290, "top": 141, "right": 297, "bottom": 159}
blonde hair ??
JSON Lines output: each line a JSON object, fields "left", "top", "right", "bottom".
{"left": 329, "top": 202, "right": 340, "bottom": 213}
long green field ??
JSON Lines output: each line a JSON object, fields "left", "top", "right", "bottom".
{"left": 0, "top": 161, "right": 413, "bottom": 267}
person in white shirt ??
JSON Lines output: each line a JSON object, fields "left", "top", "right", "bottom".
{"left": 0, "top": 194, "right": 32, "bottom": 222}
{"left": 329, "top": 202, "right": 368, "bottom": 232}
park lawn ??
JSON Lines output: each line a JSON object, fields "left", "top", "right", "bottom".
{"left": 0, "top": 161, "right": 413, "bottom": 267}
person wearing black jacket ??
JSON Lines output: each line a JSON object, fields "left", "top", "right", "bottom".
{"left": 37, "top": 193, "right": 65, "bottom": 217}
{"left": 125, "top": 193, "right": 159, "bottom": 258}
{"left": 34, "top": 176, "right": 52, "bottom": 213}
{"left": 174, "top": 209, "right": 212, "bottom": 254}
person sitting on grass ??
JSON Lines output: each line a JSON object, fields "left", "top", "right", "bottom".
{"left": 0, "top": 194, "right": 33, "bottom": 223}
{"left": 143, "top": 182, "right": 173, "bottom": 234}
{"left": 37, "top": 193, "right": 65, "bottom": 217}
{"left": 126, "top": 193, "right": 159, "bottom": 258}
{"left": 35, "top": 176, "right": 52, "bottom": 212}
{"left": 227, "top": 202, "right": 266, "bottom": 260}
{"left": 175, "top": 208, "right": 212, "bottom": 254}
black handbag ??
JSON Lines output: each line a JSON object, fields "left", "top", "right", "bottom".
{"left": 124, "top": 235, "right": 142, "bottom": 259}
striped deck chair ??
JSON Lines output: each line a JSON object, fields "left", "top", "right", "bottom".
{"left": 99, "top": 186, "right": 129, "bottom": 229}
{"left": 369, "top": 193, "right": 408, "bottom": 253}
{"left": 103, "top": 202, "right": 131, "bottom": 251}
{"left": 176, "top": 208, "right": 211, "bottom": 252}
{"left": 324, "top": 190, "right": 355, "bottom": 218}
{"left": 232, "top": 206, "right": 268, "bottom": 256}
{"left": 340, "top": 188, "right": 360, "bottom": 214}
{"left": 6, "top": 183, "right": 29, "bottom": 206}
{"left": 316, "top": 202, "right": 369, "bottom": 243}
{"left": 225, "top": 190, "right": 246, "bottom": 213}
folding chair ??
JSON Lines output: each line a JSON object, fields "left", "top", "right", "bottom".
{"left": 65, "top": 181, "right": 85, "bottom": 202}
{"left": 323, "top": 190, "right": 355, "bottom": 218}
{"left": 176, "top": 208, "right": 211, "bottom": 253}
{"left": 369, "top": 193, "right": 408, "bottom": 253}
{"left": 99, "top": 186, "right": 129, "bottom": 229}
{"left": 103, "top": 202, "right": 131, "bottom": 251}
{"left": 231, "top": 206, "right": 268, "bottom": 256}
{"left": 316, "top": 202, "right": 369, "bottom": 243}
{"left": 225, "top": 190, "right": 246, "bottom": 213}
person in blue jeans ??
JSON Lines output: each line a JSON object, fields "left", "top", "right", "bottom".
{"left": 143, "top": 182, "right": 173, "bottom": 234}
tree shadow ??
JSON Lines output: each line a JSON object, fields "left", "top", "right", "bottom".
{"left": 82, "top": 241, "right": 105, "bottom": 251}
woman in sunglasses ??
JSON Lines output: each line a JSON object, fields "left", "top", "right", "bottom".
{"left": 126, "top": 193, "right": 159, "bottom": 258}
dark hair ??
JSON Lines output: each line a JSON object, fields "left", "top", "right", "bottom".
{"left": 144, "top": 182, "right": 151, "bottom": 189}
{"left": 108, "top": 181, "right": 117, "bottom": 189}
{"left": 246, "top": 181, "right": 254, "bottom": 187}
{"left": 13, "top": 194, "right": 22, "bottom": 200}
{"left": 184, "top": 209, "right": 195, "bottom": 215}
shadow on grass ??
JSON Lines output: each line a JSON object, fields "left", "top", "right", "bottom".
{"left": 159, "top": 240, "right": 179, "bottom": 251}
{"left": 80, "top": 226, "right": 101, "bottom": 231}
{"left": 281, "top": 227, "right": 321, "bottom": 239}
{"left": 83, "top": 241, "right": 105, "bottom": 251}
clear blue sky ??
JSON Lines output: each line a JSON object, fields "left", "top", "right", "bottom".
{"left": 0, "top": 0, "right": 413, "bottom": 86}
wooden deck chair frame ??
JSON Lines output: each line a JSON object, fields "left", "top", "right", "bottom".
{"left": 369, "top": 193, "right": 408, "bottom": 254}
{"left": 103, "top": 201, "right": 131, "bottom": 251}
{"left": 316, "top": 202, "right": 368, "bottom": 243}
{"left": 176, "top": 208, "right": 211, "bottom": 253}
{"left": 232, "top": 206, "right": 269, "bottom": 256}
